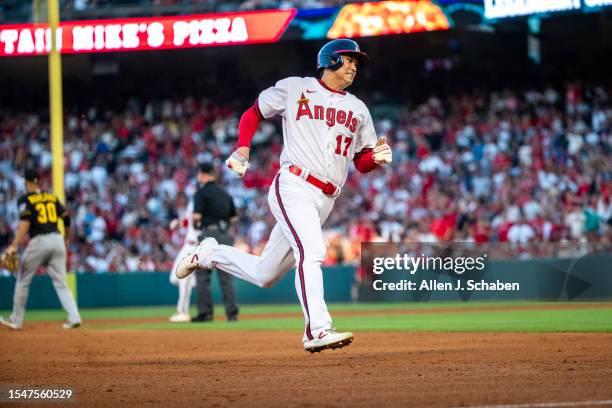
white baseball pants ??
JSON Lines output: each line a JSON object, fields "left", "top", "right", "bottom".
{"left": 195, "top": 169, "right": 334, "bottom": 342}
{"left": 11, "top": 233, "right": 81, "bottom": 328}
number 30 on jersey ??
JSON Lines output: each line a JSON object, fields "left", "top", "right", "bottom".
{"left": 35, "top": 202, "right": 58, "bottom": 224}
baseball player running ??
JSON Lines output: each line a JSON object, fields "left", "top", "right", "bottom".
{"left": 0, "top": 168, "right": 81, "bottom": 330}
{"left": 176, "top": 39, "right": 392, "bottom": 352}
{"left": 168, "top": 201, "right": 198, "bottom": 322}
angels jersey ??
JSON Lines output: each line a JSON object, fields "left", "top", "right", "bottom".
{"left": 256, "top": 76, "right": 378, "bottom": 188}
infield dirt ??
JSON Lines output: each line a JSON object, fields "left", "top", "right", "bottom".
{"left": 2, "top": 323, "right": 612, "bottom": 407}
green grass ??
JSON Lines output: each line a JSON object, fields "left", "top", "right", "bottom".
{"left": 0, "top": 300, "right": 600, "bottom": 320}
{"left": 334, "top": 309, "right": 612, "bottom": 332}
{"left": 99, "top": 308, "right": 612, "bottom": 333}
{"left": 3, "top": 302, "right": 611, "bottom": 333}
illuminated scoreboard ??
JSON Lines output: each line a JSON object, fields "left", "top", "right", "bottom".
{"left": 484, "top": 0, "right": 581, "bottom": 19}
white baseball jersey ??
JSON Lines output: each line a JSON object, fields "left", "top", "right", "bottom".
{"left": 181, "top": 202, "right": 199, "bottom": 246}
{"left": 256, "top": 76, "right": 378, "bottom": 187}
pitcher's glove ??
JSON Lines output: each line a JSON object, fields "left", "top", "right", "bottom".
{"left": 1, "top": 250, "right": 19, "bottom": 274}
{"left": 225, "top": 150, "right": 249, "bottom": 177}
{"left": 373, "top": 137, "right": 392, "bottom": 165}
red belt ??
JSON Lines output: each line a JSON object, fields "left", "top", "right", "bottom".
{"left": 288, "top": 165, "right": 339, "bottom": 197}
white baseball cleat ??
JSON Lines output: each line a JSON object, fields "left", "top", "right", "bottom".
{"left": 169, "top": 313, "right": 191, "bottom": 323}
{"left": 176, "top": 237, "right": 219, "bottom": 279}
{"left": 175, "top": 253, "right": 201, "bottom": 279}
{"left": 304, "top": 329, "right": 354, "bottom": 353}
{"left": 62, "top": 321, "right": 81, "bottom": 329}
{"left": 0, "top": 316, "right": 20, "bottom": 330}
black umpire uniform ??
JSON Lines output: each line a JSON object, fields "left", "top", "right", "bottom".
{"left": 192, "top": 163, "right": 239, "bottom": 322}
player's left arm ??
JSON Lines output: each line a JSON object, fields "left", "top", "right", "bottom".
{"left": 353, "top": 109, "right": 392, "bottom": 173}
{"left": 372, "top": 137, "right": 392, "bottom": 165}
{"left": 353, "top": 148, "right": 377, "bottom": 173}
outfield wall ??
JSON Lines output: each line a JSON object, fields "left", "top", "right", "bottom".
{"left": 0, "top": 266, "right": 354, "bottom": 309}
{"left": 0, "top": 256, "right": 610, "bottom": 309}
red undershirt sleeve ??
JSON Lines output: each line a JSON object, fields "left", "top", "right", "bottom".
{"left": 237, "top": 100, "right": 264, "bottom": 148}
{"left": 353, "top": 148, "right": 378, "bottom": 173}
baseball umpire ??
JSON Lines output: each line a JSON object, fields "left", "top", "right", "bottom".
{"left": 0, "top": 168, "right": 81, "bottom": 330}
{"left": 191, "top": 162, "right": 239, "bottom": 322}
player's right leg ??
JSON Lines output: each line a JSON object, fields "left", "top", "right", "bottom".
{"left": 46, "top": 234, "right": 81, "bottom": 328}
{"left": 268, "top": 171, "right": 336, "bottom": 345}
{"left": 177, "top": 222, "right": 295, "bottom": 288}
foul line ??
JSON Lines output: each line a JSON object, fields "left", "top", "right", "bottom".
{"left": 457, "top": 400, "right": 612, "bottom": 408}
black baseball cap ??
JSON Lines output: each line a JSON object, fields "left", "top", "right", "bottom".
{"left": 24, "top": 168, "right": 39, "bottom": 182}
{"left": 198, "top": 162, "right": 215, "bottom": 174}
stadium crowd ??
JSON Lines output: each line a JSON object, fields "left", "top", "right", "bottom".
{"left": 1, "top": 81, "right": 611, "bottom": 273}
